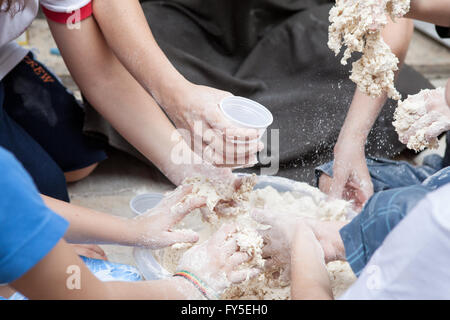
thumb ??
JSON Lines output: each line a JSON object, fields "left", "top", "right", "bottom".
{"left": 166, "top": 229, "right": 199, "bottom": 246}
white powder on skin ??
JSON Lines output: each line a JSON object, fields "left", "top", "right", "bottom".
{"left": 393, "top": 88, "right": 445, "bottom": 151}
{"left": 153, "top": 178, "right": 356, "bottom": 300}
{"left": 328, "top": 0, "right": 410, "bottom": 100}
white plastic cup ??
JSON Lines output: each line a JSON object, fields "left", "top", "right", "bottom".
{"left": 219, "top": 96, "right": 273, "bottom": 142}
{"left": 130, "top": 193, "right": 164, "bottom": 215}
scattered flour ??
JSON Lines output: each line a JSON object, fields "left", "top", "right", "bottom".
{"left": 393, "top": 87, "right": 445, "bottom": 151}
{"left": 152, "top": 177, "right": 357, "bottom": 300}
{"left": 328, "top": 0, "right": 410, "bottom": 100}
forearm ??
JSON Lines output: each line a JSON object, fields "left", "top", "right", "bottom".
{"left": 47, "top": 18, "right": 196, "bottom": 183}
{"left": 406, "top": 0, "right": 450, "bottom": 27}
{"left": 338, "top": 18, "right": 413, "bottom": 146}
{"left": 290, "top": 229, "right": 333, "bottom": 300}
{"left": 92, "top": 0, "right": 188, "bottom": 107}
{"left": 42, "top": 195, "right": 137, "bottom": 246}
{"left": 12, "top": 239, "right": 201, "bottom": 300}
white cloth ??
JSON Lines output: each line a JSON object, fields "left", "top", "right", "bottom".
{"left": 340, "top": 183, "right": 450, "bottom": 300}
{"left": 0, "top": 0, "right": 89, "bottom": 80}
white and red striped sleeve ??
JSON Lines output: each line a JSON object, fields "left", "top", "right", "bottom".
{"left": 40, "top": 0, "right": 92, "bottom": 24}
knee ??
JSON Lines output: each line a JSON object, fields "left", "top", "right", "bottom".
{"left": 64, "top": 163, "right": 98, "bottom": 183}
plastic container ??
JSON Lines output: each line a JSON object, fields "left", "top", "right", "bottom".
{"left": 219, "top": 96, "right": 273, "bottom": 141}
{"left": 129, "top": 193, "right": 164, "bottom": 215}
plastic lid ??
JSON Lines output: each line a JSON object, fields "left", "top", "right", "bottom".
{"left": 220, "top": 96, "right": 273, "bottom": 129}
{"left": 130, "top": 193, "right": 164, "bottom": 215}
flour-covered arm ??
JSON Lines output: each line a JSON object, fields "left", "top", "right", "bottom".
{"left": 321, "top": 17, "right": 413, "bottom": 210}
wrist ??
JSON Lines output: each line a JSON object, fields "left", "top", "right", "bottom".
{"left": 173, "top": 270, "right": 220, "bottom": 300}
{"left": 151, "top": 75, "right": 193, "bottom": 112}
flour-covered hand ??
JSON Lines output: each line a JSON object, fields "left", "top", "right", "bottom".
{"left": 176, "top": 223, "right": 260, "bottom": 298}
{"left": 251, "top": 209, "right": 300, "bottom": 273}
{"left": 321, "top": 141, "right": 373, "bottom": 212}
{"left": 162, "top": 82, "right": 263, "bottom": 168}
{"left": 131, "top": 185, "right": 206, "bottom": 249}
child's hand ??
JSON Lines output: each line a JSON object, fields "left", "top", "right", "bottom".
{"left": 71, "top": 244, "right": 108, "bottom": 261}
{"left": 322, "top": 141, "right": 373, "bottom": 212}
{"left": 162, "top": 83, "right": 263, "bottom": 168}
{"left": 176, "top": 223, "right": 260, "bottom": 298}
{"left": 415, "top": 88, "right": 450, "bottom": 142}
{"left": 395, "top": 87, "right": 450, "bottom": 151}
{"left": 132, "top": 185, "right": 206, "bottom": 249}
{"left": 344, "top": 0, "right": 407, "bottom": 30}
{"left": 341, "top": 0, "right": 389, "bottom": 30}
{"left": 251, "top": 208, "right": 301, "bottom": 281}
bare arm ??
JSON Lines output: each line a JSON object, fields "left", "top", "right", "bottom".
{"left": 324, "top": 18, "right": 413, "bottom": 209}
{"left": 11, "top": 238, "right": 203, "bottom": 300}
{"left": 42, "top": 195, "right": 138, "bottom": 246}
{"left": 41, "top": 186, "right": 205, "bottom": 249}
{"left": 406, "top": 0, "right": 450, "bottom": 27}
{"left": 91, "top": 0, "right": 187, "bottom": 107}
{"left": 47, "top": 16, "right": 236, "bottom": 184}
{"left": 10, "top": 224, "right": 254, "bottom": 300}
{"left": 90, "top": 0, "right": 262, "bottom": 167}
{"left": 290, "top": 223, "right": 333, "bottom": 300}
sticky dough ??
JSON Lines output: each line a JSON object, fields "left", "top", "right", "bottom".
{"left": 393, "top": 88, "right": 445, "bottom": 151}
{"left": 328, "top": 0, "right": 410, "bottom": 100}
{"left": 155, "top": 176, "right": 357, "bottom": 300}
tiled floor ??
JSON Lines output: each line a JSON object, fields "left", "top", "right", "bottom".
{"left": 23, "top": 18, "right": 450, "bottom": 266}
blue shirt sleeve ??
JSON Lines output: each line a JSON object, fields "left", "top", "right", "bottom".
{"left": 0, "top": 148, "right": 69, "bottom": 284}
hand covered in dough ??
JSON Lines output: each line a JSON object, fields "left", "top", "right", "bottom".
{"left": 131, "top": 185, "right": 206, "bottom": 249}
{"left": 345, "top": 0, "right": 408, "bottom": 30}
{"left": 161, "top": 82, "right": 263, "bottom": 168}
{"left": 251, "top": 209, "right": 301, "bottom": 275}
{"left": 396, "top": 86, "right": 450, "bottom": 150}
{"left": 321, "top": 141, "right": 373, "bottom": 212}
{"left": 176, "top": 223, "right": 260, "bottom": 298}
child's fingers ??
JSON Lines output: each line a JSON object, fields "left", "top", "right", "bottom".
{"left": 170, "top": 196, "right": 206, "bottom": 222}
{"left": 166, "top": 229, "right": 199, "bottom": 246}
{"left": 228, "top": 252, "right": 251, "bottom": 268}
{"left": 72, "top": 244, "right": 108, "bottom": 261}
{"left": 263, "top": 258, "right": 277, "bottom": 270}
{"left": 210, "top": 223, "right": 237, "bottom": 246}
{"left": 228, "top": 268, "right": 260, "bottom": 284}
{"left": 160, "top": 185, "right": 194, "bottom": 208}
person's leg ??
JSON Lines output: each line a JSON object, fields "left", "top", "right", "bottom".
{"left": 316, "top": 157, "right": 439, "bottom": 193}
{"left": 339, "top": 183, "right": 450, "bottom": 299}
{"left": 64, "top": 163, "right": 99, "bottom": 183}
{"left": 0, "top": 82, "right": 69, "bottom": 201}
{"left": 2, "top": 52, "right": 107, "bottom": 182}
{"left": 338, "top": 166, "right": 450, "bottom": 276}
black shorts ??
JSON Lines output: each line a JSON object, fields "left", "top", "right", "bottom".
{"left": 0, "top": 52, "right": 107, "bottom": 202}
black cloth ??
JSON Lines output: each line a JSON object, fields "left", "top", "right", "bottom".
{"left": 85, "top": 0, "right": 433, "bottom": 184}
{"left": 436, "top": 25, "right": 450, "bottom": 38}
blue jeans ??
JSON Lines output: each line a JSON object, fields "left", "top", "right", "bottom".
{"left": 315, "top": 150, "right": 450, "bottom": 276}
{"left": 0, "top": 53, "right": 107, "bottom": 201}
